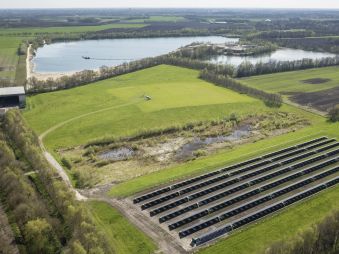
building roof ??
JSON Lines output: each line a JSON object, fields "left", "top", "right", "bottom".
{"left": 0, "top": 86, "right": 25, "bottom": 96}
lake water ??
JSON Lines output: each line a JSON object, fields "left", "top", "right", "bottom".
{"left": 208, "top": 48, "right": 336, "bottom": 66}
{"left": 33, "top": 36, "right": 237, "bottom": 73}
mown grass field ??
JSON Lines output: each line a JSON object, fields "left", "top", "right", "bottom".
{"left": 0, "top": 23, "right": 147, "bottom": 36}
{"left": 88, "top": 201, "right": 156, "bottom": 254}
{"left": 23, "top": 65, "right": 269, "bottom": 149}
{"left": 240, "top": 66, "right": 339, "bottom": 94}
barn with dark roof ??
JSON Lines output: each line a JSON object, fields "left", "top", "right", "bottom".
{"left": 0, "top": 86, "right": 26, "bottom": 108}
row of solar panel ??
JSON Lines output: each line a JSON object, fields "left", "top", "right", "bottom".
{"left": 176, "top": 163, "right": 339, "bottom": 236}
{"left": 191, "top": 176, "right": 339, "bottom": 246}
{"left": 141, "top": 138, "right": 333, "bottom": 208}
{"left": 167, "top": 157, "right": 338, "bottom": 229}
{"left": 150, "top": 143, "right": 338, "bottom": 216}
{"left": 133, "top": 137, "right": 328, "bottom": 204}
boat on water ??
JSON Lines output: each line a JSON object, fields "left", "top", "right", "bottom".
{"left": 82, "top": 56, "right": 90, "bottom": 60}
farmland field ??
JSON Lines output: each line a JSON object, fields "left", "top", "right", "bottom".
{"left": 241, "top": 66, "right": 339, "bottom": 112}
{"left": 0, "top": 37, "right": 23, "bottom": 81}
{"left": 240, "top": 66, "right": 339, "bottom": 94}
{"left": 0, "top": 23, "right": 147, "bottom": 36}
{"left": 24, "top": 64, "right": 268, "bottom": 149}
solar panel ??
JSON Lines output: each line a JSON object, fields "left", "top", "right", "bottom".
{"left": 192, "top": 175, "right": 339, "bottom": 246}
{"left": 133, "top": 137, "right": 328, "bottom": 204}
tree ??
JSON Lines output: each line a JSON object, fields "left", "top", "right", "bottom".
{"left": 70, "top": 240, "right": 87, "bottom": 254}
{"left": 24, "top": 219, "right": 59, "bottom": 254}
{"left": 329, "top": 104, "right": 339, "bottom": 122}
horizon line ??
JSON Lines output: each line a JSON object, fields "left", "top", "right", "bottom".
{"left": 1, "top": 7, "right": 339, "bottom": 10}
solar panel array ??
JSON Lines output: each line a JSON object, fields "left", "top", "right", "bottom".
{"left": 132, "top": 137, "right": 339, "bottom": 247}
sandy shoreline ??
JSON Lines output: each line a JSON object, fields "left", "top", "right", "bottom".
{"left": 26, "top": 46, "right": 77, "bottom": 81}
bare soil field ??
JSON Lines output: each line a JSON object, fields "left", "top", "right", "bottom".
{"left": 290, "top": 86, "right": 339, "bottom": 112}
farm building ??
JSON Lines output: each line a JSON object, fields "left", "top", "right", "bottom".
{"left": 0, "top": 86, "right": 26, "bottom": 108}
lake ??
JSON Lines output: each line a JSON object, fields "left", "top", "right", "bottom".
{"left": 208, "top": 48, "right": 336, "bottom": 66}
{"left": 33, "top": 37, "right": 336, "bottom": 73}
{"left": 33, "top": 36, "right": 237, "bottom": 73}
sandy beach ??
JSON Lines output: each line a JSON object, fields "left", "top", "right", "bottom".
{"left": 26, "top": 45, "right": 77, "bottom": 81}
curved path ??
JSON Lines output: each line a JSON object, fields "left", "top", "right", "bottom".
{"left": 39, "top": 99, "right": 143, "bottom": 201}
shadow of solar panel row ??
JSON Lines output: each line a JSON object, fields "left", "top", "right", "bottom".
{"left": 167, "top": 158, "right": 338, "bottom": 229}
{"left": 150, "top": 143, "right": 338, "bottom": 215}
{"left": 174, "top": 164, "right": 339, "bottom": 233}
{"left": 133, "top": 137, "right": 328, "bottom": 204}
{"left": 191, "top": 176, "right": 339, "bottom": 246}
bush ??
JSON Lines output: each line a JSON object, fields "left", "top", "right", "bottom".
{"left": 61, "top": 157, "right": 72, "bottom": 170}
{"left": 329, "top": 104, "right": 339, "bottom": 122}
{"left": 193, "top": 149, "right": 207, "bottom": 158}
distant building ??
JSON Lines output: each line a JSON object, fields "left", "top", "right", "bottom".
{"left": 0, "top": 86, "right": 26, "bottom": 108}
{"left": 265, "top": 19, "right": 272, "bottom": 22}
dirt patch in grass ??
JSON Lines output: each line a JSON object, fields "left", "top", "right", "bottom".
{"left": 301, "top": 78, "right": 331, "bottom": 84}
{"left": 290, "top": 86, "right": 339, "bottom": 112}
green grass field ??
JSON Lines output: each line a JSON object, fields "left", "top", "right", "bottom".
{"left": 240, "top": 66, "right": 339, "bottom": 94}
{"left": 23, "top": 65, "right": 269, "bottom": 149}
{"left": 0, "top": 37, "right": 23, "bottom": 81}
{"left": 87, "top": 201, "right": 156, "bottom": 254}
{"left": 0, "top": 23, "right": 147, "bottom": 36}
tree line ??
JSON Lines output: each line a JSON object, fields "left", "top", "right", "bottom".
{"left": 1, "top": 110, "right": 111, "bottom": 254}
{"left": 0, "top": 202, "right": 19, "bottom": 254}
{"left": 236, "top": 56, "right": 339, "bottom": 78}
{"left": 272, "top": 37, "right": 339, "bottom": 54}
{"left": 265, "top": 209, "right": 339, "bottom": 254}
{"left": 247, "top": 29, "right": 315, "bottom": 40}
{"left": 172, "top": 41, "right": 278, "bottom": 60}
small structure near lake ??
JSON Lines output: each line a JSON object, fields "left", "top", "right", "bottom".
{"left": 0, "top": 86, "right": 26, "bottom": 108}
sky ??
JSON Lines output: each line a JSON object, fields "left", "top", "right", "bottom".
{"left": 1, "top": 0, "right": 339, "bottom": 9}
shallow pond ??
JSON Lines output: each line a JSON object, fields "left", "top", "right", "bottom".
{"left": 99, "top": 147, "right": 134, "bottom": 161}
{"left": 175, "top": 125, "right": 251, "bottom": 161}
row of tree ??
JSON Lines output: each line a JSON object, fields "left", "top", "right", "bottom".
{"left": 273, "top": 37, "right": 339, "bottom": 54}
{"left": 0, "top": 201, "right": 19, "bottom": 254}
{"left": 236, "top": 56, "right": 339, "bottom": 78}
{"left": 265, "top": 209, "right": 339, "bottom": 254}
{"left": 247, "top": 29, "right": 315, "bottom": 39}
{"left": 173, "top": 41, "right": 278, "bottom": 60}
{"left": 0, "top": 131, "right": 62, "bottom": 253}
{"left": 199, "top": 69, "right": 283, "bottom": 107}
{"left": 2, "top": 110, "right": 110, "bottom": 254}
